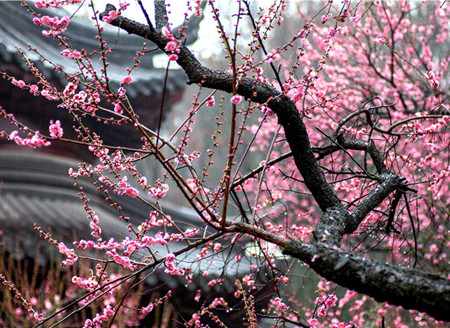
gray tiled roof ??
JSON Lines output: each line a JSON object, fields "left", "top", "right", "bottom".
{"left": 0, "top": 151, "right": 260, "bottom": 293}
{"left": 0, "top": 1, "right": 201, "bottom": 97}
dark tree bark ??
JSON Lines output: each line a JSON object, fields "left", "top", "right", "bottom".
{"left": 100, "top": 4, "right": 450, "bottom": 322}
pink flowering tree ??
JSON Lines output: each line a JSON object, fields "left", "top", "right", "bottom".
{"left": 0, "top": 0, "right": 449, "bottom": 327}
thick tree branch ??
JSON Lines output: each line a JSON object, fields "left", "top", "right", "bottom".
{"left": 99, "top": 4, "right": 341, "bottom": 212}
{"left": 283, "top": 241, "right": 450, "bottom": 322}
{"left": 349, "top": 173, "right": 404, "bottom": 232}
{"left": 231, "top": 144, "right": 342, "bottom": 189}
{"left": 314, "top": 169, "right": 414, "bottom": 245}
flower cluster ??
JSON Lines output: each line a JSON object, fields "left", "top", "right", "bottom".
{"left": 164, "top": 253, "right": 185, "bottom": 276}
{"left": 101, "top": 10, "right": 118, "bottom": 23}
{"left": 148, "top": 180, "right": 169, "bottom": 199}
{"left": 60, "top": 48, "right": 82, "bottom": 59}
{"left": 33, "top": 15, "right": 70, "bottom": 37}
{"left": 9, "top": 131, "right": 51, "bottom": 148}
{"left": 49, "top": 120, "right": 63, "bottom": 139}
{"left": 35, "top": 0, "right": 82, "bottom": 9}
{"left": 58, "top": 242, "right": 78, "bottom": 266}
{"left": 162, "top": 26, "right": 180, "bottom": 61}
{"left": 82, "top": 306, "right": 115, "bottom": 328}
{"left": 315, "top": 292, "right": 338, "bottom": 318}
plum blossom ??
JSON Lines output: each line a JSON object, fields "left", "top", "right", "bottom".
{"left": 164, "top": 253, "right": 185, "bottom": 276}
{"left": 11, "top": 78, "right": 26, "bottom": 89}
{"left": 29, "top": 84, "right": 39, "bottom": 95}
{"left": 102, "top": 10, "right": 118, "bottom": 23}
{"left": 168, "top": 54, "right": 178, "bottom": 61}
{"left": 140, "top": 302, "right": 154, "bottom": 315}
{"left": 270, "top": 297, "right": 288, "bottom": 312}
{"left": 9, "top": 131, "right": 51, "bottom": 148}
{"left": 125, "top": 187, "right": 139, "bottom": 198}
{"left": 301, "top": 38, "right": 311, "bottom": 48}
{"left": 35, "top": 0, "right": 82, "bottom": 8}
{"left": 49, "top": 120, "right": 63, "bottom": 139}
{"left": 63, "top": 82, "right": 77, "bottom": 97}
{"left": 206, "top": 96, "right": 215, "bottom": 107}
{"left": 148, "top": 182, "right": 169, "bottom": 199}
{"left": 315, "top": 292, "right": 338, "bottom": 317}
{"left": 209, "top": 297, "right": 228, "bottom": 309}
{"left": 193, "top": 0, "right": 203, "bottom": 17}
{"left": 161, "top": 26, "right": 180, "bottom": 61}
{"left": 231, "top": 95, "right": 243, "bottom": 105}
{"left": 114, "top": 103, "right": 124, "bottom": 114}
{"left": 161, "top": 26, "right": 171, "bottom": 38}
{"left": 33, "top": 15, "right": 70, "bottom": 37}
{"left": 265, "top": 51, "right": 281, "bottom": 63}
{"left": 164, "top": 41, "right": 178, "bottom": 52}
{"left": 58, "top": 242, "right": 78, "bottom": 266}
{"left": 60, "top": 48, "right": 82, "bottom": 59}
{"left": 122, "top": 75, "right": 133, "bottom": 86}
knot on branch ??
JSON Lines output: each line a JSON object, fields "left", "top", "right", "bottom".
{"left": 314, "top": 206, "right": 352, "bottom": 245}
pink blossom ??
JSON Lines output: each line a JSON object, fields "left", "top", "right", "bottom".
{"left": 9, "top": 131, "right": 20, "bottom": 144}
{"left": 29, "top": 84, "right": 39, "bottom": 95}
{"left": 114, "top": 103, "right": 124, "bottom": 114}
{"left": 194, "top": 0, "right": 203, "bottom": 17}
{"left": 168, "top": 54, "right": 178, "bottom": 61}
{"left": 243, "top": 274, "right": 255, "bottom": 287}
{"left": 9, "top": 131, "right": 51, "bottom": 148}
{"left": 35, "top": 0, "right": 82, "bottom": 9}
{"left": 148, "top": 182, "right": 169, "bottom": 199}
{"left": 102, "top": 10, "right": 118, "bottom": 23}
{"left": 73, "top": 91, "right": 87, "bottom": 103}
{"left": 206, "top": 96, "right": 215, "bottom": 107}
{"left": 231, "top": 95, "right": 242, "bottom": 105}
{"left": 11, "top": 78, "right": 26, "bottom": 89}
{"left": 301, "top": 38, "right": 310, "bottom": 48}
{"left": 209, "top": 297, "right": 228, "bottom": 309}
{"left": 60, "top": 49, "right": 82, "bottom": 59}
{"left": 34, "top": 15, "right": 70, "bottom": 37}
{"left": 270, "top": 297, "right": 288, "bottom": 311}
{"left": 58, "top": 242, "right": 78, "bottom": 266}
{"left": 164, "top": 41, "right": 178, "bottom": 52}
{"left": 140, "top": 302, "right": 154, "bottom": 314}
{"left": 119, "top": 2, "right": 130, "bottom": 11}
{"left": 122, "top": 75, "right": 133, "bottom": 86}
{"left": 125, "top": 187, "right": 138, "bottom": 198}
{"left": 161, "top": 26, "right": 171, "bottom": 38}
{"left": 194, "top": 289, "right": 202, "bottom": 302}
{"left": 63, "top": 82, "right": 77, "bottom": 97}
{"left": 49, "top": 120, "right": 63, "bottom": 139}
{"left": 322, "top": 14, "right": 331, "bottom": 24}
